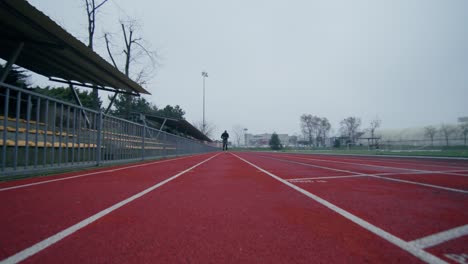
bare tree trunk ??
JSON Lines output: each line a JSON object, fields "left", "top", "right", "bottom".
{"left": 84, "top": 0, "right": 109, "bottom": 110}
{"left": 121, "top": 23, "right": 135, "bottom": 119}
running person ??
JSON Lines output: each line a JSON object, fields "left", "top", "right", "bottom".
{"left": 221, "top": 130, "right": 229, "bottom": 151}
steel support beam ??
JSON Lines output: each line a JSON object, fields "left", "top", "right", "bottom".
{"left": 69, "top": 83, "right": 91, "bottom": 127}
{"left": 154, "top": 118, "right": 167, "bottom": 141}
{"left": 105, "top": 92, "right": 118, "bottom": 114}
{"left": 0, "top": 42, "right": 25, "bottom": 82}
{"left": 50, "top": 78, "right": 140, "bottom": 96}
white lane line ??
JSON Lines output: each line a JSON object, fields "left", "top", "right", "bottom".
{"left": 275, "top": 151, "right": 468, "bottom": 162}
{"left": 369, "top": 175, "right": 468, "bottom": 194}
{"left": 0, "top": 154, "right": 204, "bottom": 192}
{"left": 259, "top": 155, "right": 468, "bottom": 193}
{"left": 258, "top": 155, "right": 367, "bottom": 176}
{"left": 309, "top": 155, "right": 468, "bottom": 170}
{"left": 0, "top": 153, "right": 220, "bottom": 264}
{"left": 285, "top": 170, "right": 468, "bottom": 182}
{"left": 306, "top": 156, "right": 468, "bottom": 177}
{"left": 285, "top": 171, "right": 468, "bottom": 183}
{"left": 232, "top": 153, "right": 447, "bottom": 264}
{"left": 347, "top": 157, "right": 468, "bottom": 170}
{"left": 409, "top": 224, "right": 468, "bottom": 249}
{"left": 377, "top": 170, "right": 468, "bottom": 177}
{"left": 270, "top": 153, "right": 468, "bottom": 177}
{"left": 287, "top": 175, "right": 368, "bottom": 181}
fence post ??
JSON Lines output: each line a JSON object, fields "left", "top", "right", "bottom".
{"left": 142, "top": 122, "right": 146, "bottom": 161}
{"left": 1, "top": 87, "right": 10, "bottom": 172}
{"left": 96, "top": 111, "right": 103, "bottom": 166}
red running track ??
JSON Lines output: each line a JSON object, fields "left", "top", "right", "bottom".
{"left": 0, "top": 152, "right": 467, "bottom": 263}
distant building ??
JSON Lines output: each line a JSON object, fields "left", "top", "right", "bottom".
{"left": 245, "top": 133, "right": 290, "bottom": 147}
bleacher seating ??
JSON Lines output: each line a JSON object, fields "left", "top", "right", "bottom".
{"left": 0, "top": 115, "right": 46, "bottom": 126}
{"left": 1, "top": 116, "right": 169, "bottom": 150}
{"left": 0, "top": 116, "right": 95, "bottom": 148}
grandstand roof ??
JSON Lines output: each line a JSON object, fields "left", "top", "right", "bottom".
{"left": 144, "top": 115, "right": 212, "bottom": 142}
{"left": 0, "top": 0, "right": 150, "bottom": 95}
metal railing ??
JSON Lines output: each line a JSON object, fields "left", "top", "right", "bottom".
{"left": 0, "top": 82, "right": 217, "bottom": 177}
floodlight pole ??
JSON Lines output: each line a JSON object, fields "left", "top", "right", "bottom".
{"left": 202, "top": 71, "right": 208, "bottom": 133}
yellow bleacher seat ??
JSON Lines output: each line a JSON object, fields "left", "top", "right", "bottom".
{"left": 0, "top": 139, "right": 15, "bottom": 146}
{"left": 56, "top": 131, "right": 75, "bottom": 137}
{"left": 52, "top": 142, "right": 67, "bottom": 147}
{"left": 16, "top": 140, "right": 36, "bottom": 147}
{"left": 0, "top": 116, "right": 46, "bottom": 126}
{"left": 0, "top": 125, "right": 76, "bottom": 138}
{"left": 34, "top": 141, "right": 52, "bottom": 147}
{"left": 2, "top": 126, "right": 27, "bottom": 133}
{"left": 66, "top": 142, "right": 76, "bottom": 148}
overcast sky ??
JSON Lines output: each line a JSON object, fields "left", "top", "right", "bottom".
{"left": 27, "top": 0, "right": 468, "bottom": 138}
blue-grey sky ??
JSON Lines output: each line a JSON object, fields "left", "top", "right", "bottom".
{"left": 27, "top": 0, "right": 468, "bottom": 137}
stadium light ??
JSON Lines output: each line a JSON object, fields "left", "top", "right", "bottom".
{"left": 202, "top": 71, "right": 208, "bottom": 133}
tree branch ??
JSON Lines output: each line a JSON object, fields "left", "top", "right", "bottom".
{"left": 95, "top": 0, "right": 109, "bottom": 10}
{"left": 104, "top": 33, "right": 118, "bottom": 69}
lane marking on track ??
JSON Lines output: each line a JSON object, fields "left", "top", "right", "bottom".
{"left": 267, "top": 153, "right": 468, "bottom": 177}
{"left": 278, "top": 151, "right": 468, "bottom": 162}
{"left": 286, "top": 175, "right": 367, "bottom": 181}
{"left": 258, "top": 155, "right": 367, "bottom": 176}
{"left": 368, "top": 175, "right": 468, "bottom": 194}
{"left": 232, "top": 153, "right": 447, "bottom": 264}
{"left": 288, "top": 179, "right": 328, "bottom": 183}
{"left": 285, "top": 170, "right": 468, "bottom": 182}
{"left": 0, "top": 153, "right": 221, "bottom": 264}
{"left": 376, "top": 170, "right": 468, "bottom": 177}
{"left": 409, "top": 224, "right": 468, "bottom": 249}
{"left": 0, "top": 154, "right": 209, "bottom": 192}
{"left": 306, "top": 155, "right": 468, "bottom": 170}
{"left": 258, "top": 155, "right": 468, "bottom": 193}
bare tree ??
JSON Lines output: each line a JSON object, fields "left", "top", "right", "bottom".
{"left": 424, "top": 126, "right": 437, "bottom": 147}
{"left": 439, "top": 124, "right": 456, "bottom": 147}
{"left": 104, "top": 19, "right": 157, "bottom": 118}
{"left": 104, "top": 33, "right": 118, "bottom": 68}
{"left": 460, "top": 122, "right": 468, "bottom": 146}
{"left": 289, "top": 134, "right": 298, "bottom": 147}
{"left": 368, "top": 118, "right": 381, "bottom": 146}
{"left": 232, "top": 125, "right": 244, "bottom": 146}
{"left": 194, "top": 121, "right": 216, "bottom": 139}
{"left": 300, "top": 114, "right": 319, "bottom": 146}
{"left": 105, "top": 20, "right": 157, "bottom": 81}
{"left": 84, "top": 0, "right": 108, "bottom": 49}
{"left": 84, "top": 0, "right": 109, "bottom": 110}
{"left": 340, "top": 117, "right": 362, "bottom": 144}
{"left": 316, "top": 117, "right": 331, "bottom": 147}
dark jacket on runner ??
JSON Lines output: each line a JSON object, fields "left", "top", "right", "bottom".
{"left": 221, "top": 131, "right": 229, "bottom": 142}
{"left": 221, "top": 131, "right": 229, "bottom": 150}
